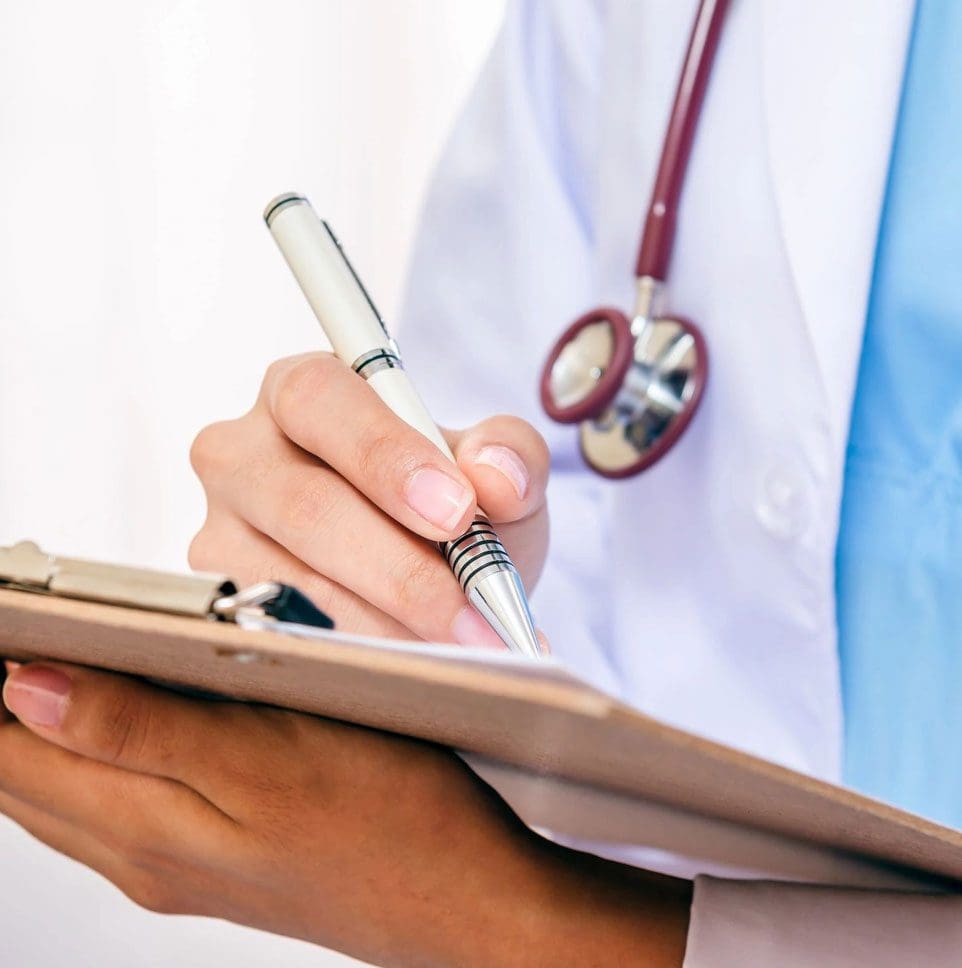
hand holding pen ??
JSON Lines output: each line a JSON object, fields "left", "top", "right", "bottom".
{"left": 188, "top": 215, "right": 550, "bottom": 652}
{"left": 259, "top": 193, "right": 544, "bottom": 656}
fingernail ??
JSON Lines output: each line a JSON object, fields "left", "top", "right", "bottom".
{"left": 405, "top": 467, "right": 472, "bottom": 531}
{"left": 451, "top": 606, "right": 509, "bottom": 650}
{"left": 3, "top": 666, "right": 71, "bottom": 727}
{"left": 474, "top": 446, "right": 529, "bottom": 500}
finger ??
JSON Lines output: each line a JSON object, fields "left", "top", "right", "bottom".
{"left": 0, "top": 784, "right": 127, "bottom": 884}
{"left": 1, "top": 662, "right": 263, "bottom": 799}
{"left": 0, "top": 783, "right": 212, "bottom": 918}
{"left": 446, "top": 415, "right": 551, "bottom": 526}
{"left": 189, "top": 511, "right": 412, "bottom": 639}
{"left": 0, "top": 660, "right": 15, "bottom": 723}
{"left": 0, "top": 717, "right": 230, "bottom": 858}
{"left": 262, "top": 353, "right": 477, "bottom": 540}
{"left": 201, "top": 429, "right": 497, "bottom": 646}
{"left": 445, "top": 417, "right": 551, "bottom": 587}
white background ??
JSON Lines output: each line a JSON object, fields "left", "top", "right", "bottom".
{"left": 0, "top": 2, "right": 503, "bottom": 965}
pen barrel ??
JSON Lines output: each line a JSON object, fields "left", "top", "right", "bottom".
{"left": 265, "top": 194, "right": 390, "bottom": 364}
{"left": 365, "top": 367, "right": 453, "bottom": 458}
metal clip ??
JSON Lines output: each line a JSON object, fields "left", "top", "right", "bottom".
{"left": 212, "top": 582, "right": 334, "bottom": 629}
{"left": 212, "top": 582, "right": 285, "bottom": 622}
{"left": 0, "top": 540, "right": 237, "bottom": 620}
{"left": 0, "top": 540, "right": 55, "bottom": 587}
{"left": 0, "top": 541, "right": 334, "bottom": 629}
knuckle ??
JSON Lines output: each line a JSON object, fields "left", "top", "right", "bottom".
{"left": 189, "top": 420, "right": 235, "bottom": 480}
{"left": 279, "top": 470, "right": 343, "bottom": 536}
{"left": 124, "top": 871, "right": 183, "bottom": 916}
{"left": 187, "top": 528, "right": 216, "bottom": 572}
{"left": 355, "top": 427, "right": 410, "bottom": 489}
{"left": 89, "top": 691, "right": 153, "bottom": 767}
{"left": 262, "top": 352, "right": 322, "bottom": 396}
{"left": 261, "top": 356, "right": 292, "bottom": 393}
{"left": 270, "top": 353, "right": 338, "bottom": 428}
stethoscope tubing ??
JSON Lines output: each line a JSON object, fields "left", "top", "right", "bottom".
{"left": 636, "top": 0, "right": 731, "bottom": 282}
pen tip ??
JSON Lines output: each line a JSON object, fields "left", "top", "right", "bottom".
{"left": 468, "top": 570, "right": 543, "bottom": 659}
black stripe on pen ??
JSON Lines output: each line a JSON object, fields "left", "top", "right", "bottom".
{"left": 451, "top": 539, "right": 508, "bottom": 580}
{"left": 459, "top": 555, "right": 515, "bottom": 592}
{"left": 263, "top": 194, "right": 307, "bottom": 225}
{"left": 354, "top": 350, "right": 398, "bottom": 377}
{"left": 444, "top": 523, "right": 499, "bottom": 554}
{"left": 450, "top": 535, "right": 505, "bottom": 569}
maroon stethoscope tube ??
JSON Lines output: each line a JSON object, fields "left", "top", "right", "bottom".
{"left": 635, "top": 0, "right": 730, "bottom": 282}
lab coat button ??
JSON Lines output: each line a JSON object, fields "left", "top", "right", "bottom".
{"left": 755, "top": 462, "right": 811, "bottom": 540}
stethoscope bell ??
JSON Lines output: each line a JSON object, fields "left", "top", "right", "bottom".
{"left": 540, "top": 285, "right": 708, "bottom": 478}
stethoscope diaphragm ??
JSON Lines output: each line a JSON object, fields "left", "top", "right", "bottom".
{"left": 540, "top": 299, "right": 708, "bottom": 477}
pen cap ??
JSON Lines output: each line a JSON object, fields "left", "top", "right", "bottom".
{"left": 264, "top": 194, "right": 390, "bottom": 364}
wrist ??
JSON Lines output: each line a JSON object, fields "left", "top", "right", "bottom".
{"left": 449, "top": 831, "right": 692, "bottom": 968}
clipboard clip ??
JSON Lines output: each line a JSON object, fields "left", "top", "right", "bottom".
{"left": 0, "top": 540, "right": 334, "bottom": 630}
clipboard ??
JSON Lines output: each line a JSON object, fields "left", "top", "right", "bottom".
{"left": 2, "top": 541, "right": 960, "bottom": 894}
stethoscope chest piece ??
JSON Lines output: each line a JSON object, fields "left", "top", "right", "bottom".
{"left": 538, "top": 0, "right": 729, "bottom": 478}
{"left": 540, "top": 299, "right": 708, "bottom": 477}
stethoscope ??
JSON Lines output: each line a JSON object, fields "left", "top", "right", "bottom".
{"left": 540, "top": 0, "right": 729, "bottom": 478}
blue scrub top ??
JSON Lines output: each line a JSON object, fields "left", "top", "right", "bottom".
{"left": 837, "top": 0, "right": 962, "bottom": 827}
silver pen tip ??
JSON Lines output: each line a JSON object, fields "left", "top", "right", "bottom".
{"left": 468, "top": 570, "right": 543, "bottom": 659}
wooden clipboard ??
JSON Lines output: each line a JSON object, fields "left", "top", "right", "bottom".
{"left": 2, "top": 575, "right": 961, "bottom": 894}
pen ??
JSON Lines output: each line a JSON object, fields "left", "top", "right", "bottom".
{"left": 263, "top": 192, "right": 543, "bottom": 659}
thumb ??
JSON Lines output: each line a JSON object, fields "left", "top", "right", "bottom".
{"left": 444, "top": 415, "right": 550, "bottom": 525}
{"left": 0, "top": 661, "right": 18, "bottom": 723}
{"left": 2, "top": 662, "right": 221, "bottom": 788}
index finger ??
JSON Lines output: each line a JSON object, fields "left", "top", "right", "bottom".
{"left": 263, "top": 353, "right": 477, "bottom": 541}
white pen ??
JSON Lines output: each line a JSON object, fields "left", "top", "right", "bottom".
{"left": 263, "top": 192, "right": 543, "bottom": 659}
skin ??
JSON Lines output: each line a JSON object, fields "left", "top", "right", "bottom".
{"left": 0, "top": 352, "right": 692, "bottom": 966}
{"left": 185, "top": 352, "right": 551, "bottom": 646}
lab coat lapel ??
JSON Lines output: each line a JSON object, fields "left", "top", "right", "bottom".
{"left": 760, "top": 0, "right": 914, "bottom": 452}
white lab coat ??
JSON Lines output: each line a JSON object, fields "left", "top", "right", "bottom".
{"left": 401, "top": 0, "right": 912, "bottom": 780}
{"left": 399, "top": 0, "right": 962, "bottom": 962}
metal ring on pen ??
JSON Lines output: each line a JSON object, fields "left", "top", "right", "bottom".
{"left": 440, "top": 516, "right": 517, "bottom": 596}
{"left": 351, "top": 347, "right": 404, "bottom": 381}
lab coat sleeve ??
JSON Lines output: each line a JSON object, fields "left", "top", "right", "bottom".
{"left": 682, "top": 876, "right": 962, "bottom": 967}
{"left": 398, "top": 0, "right": 622, "bottom": 689}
